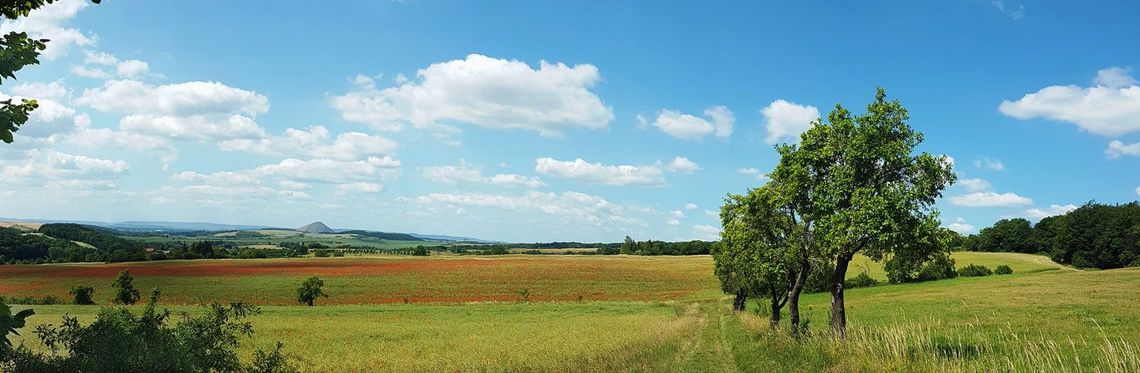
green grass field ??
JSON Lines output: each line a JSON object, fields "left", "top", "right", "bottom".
{"left": 4, "top": 252, "right": 1138, "bottom": 371}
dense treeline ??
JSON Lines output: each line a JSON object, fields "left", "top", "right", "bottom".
{"left": 0, "top": 228, "right": 87, "bottom": 263}
{"left": 616, "top": 237, "right": 717, "bottom": 255}
{"left": 37, "top": 224, "right": 146, "bottom": 262}
{"left": 964, "top": 202, "right": 1140, "bottom": 269}
{"left": 415, "top": 238, "right": 717, "bottom": 256}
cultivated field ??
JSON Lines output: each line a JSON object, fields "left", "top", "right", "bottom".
{"left": 4, "top": 252, "right": 1139, "bottom": 371}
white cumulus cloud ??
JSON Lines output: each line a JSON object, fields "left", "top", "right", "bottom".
{"left": 666, "top": 156, "right": 701, "bottom": 173}
{"left": 535, "top": 157, "right": 665, "bottom": 186}
{"left": 1025, "top": 204, "right": 1078, "bottom": 220}
{"left": 950, "top": 192, "right": 1033, "bottom": 207}
{"left": 331, "top": 54, "right": 613, "bottom": 136}
{"left": 944, "top": 217, "right": 976, "bottom": 234}
{"left": 999, "top": 67, "right": 1140, "bottom": 137}
{"left": 219, "top": 126, "right": 398, "bottom": 161}
{"left": 1106, "top": 140, "right": 1140, "bottom": 159}
{"left": 762, "top": 99, "right": 819, "bottom": 144}
{"left": 649, "top": 106, "right": 733, "bottom": 140}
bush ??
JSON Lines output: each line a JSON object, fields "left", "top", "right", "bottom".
{"left": 994, "top": 265, "right": 1014, "bottom": 275}
{"left": 7, "top": 291, "right": 297, "bottom": 372}
{"left": 69, "top": 286, "right": 95, "bottom": 305}
{"left": 845, "top": 272, "right": 879, "bottom": 289}
{"left": 331, "top": 250, "right": 345, "bottom": 257}
{"left": 313, "top": 249, "right": 330, "bottom": 258}
{"left": 917, "top": 254, "right": 958, "bottom": 282}
{"left": 958, "top": 264, "right": 993, "bottom": 277}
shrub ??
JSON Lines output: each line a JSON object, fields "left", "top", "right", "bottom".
{"left": 995, "top": 265, "right": 1014, "bottom": 275}
{"left": 331, "top": 250, "right": 345, "bottom": 257}
{"left": 8, "top": 291, "right": 297, "bottom": 372}
{"left": 412, "top": 246, "right": 429, "bottom": 256}
{"left": 845, "top": 272, "right": 879, "bottom": 289}
{"left": 69, "top": 286, "right": 95, "bottom": 305}
{"left": 313, "top": 249, "right": 330, "bottom": 258}
{"left": 958, "top": 264, "right": 993, "bottom": 277}
{"left": 917, "top": 254, "right": 958, "bottom": 282}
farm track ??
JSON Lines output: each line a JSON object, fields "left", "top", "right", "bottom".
{"left": 671, "top": 301, "right": 739, "bottom": 372}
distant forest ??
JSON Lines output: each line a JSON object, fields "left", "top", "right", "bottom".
{"left": 422, "top": 238, "right": 718, "bottom": 256}
{"left": 962, "top": 202, "right": 1140, "bottom": 269}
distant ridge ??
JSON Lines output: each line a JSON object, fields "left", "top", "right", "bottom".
{"left": 298, "top": 221, "right": 334, "bottom": 234}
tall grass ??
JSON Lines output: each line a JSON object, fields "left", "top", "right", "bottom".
{"left": 733, "top": 312, "right": 1140, "bottom": 372}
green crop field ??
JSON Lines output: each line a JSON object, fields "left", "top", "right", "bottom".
{"left": 4, "top": 252, "right": 1139, "bottom": 371}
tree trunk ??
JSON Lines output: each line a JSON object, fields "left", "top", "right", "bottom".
{"left": 769, "top": 292, "right": 782, "bottom": 329}
{"left": 787, "top": 259, "right": 810, "bottom": 336}
{"left": 732, "top": 289, "right": 747, "bottom": 312}
{"left": 830, "top": 254, "right": 852, "bottom": 338}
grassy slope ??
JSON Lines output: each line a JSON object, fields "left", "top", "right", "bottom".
{"left": 6, "top": 253, "right": 1139, "bottom": 371}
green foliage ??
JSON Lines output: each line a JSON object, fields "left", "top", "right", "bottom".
{"left": 7, "top": 291, "right": 295, "bottom": 372}
{"left": 844, "top": 272, "right": 879, "bottom": 289}
{"left": 0, "top": 300, "right": 34, "bottom": 360}
{"left": 38, "top": 223, "right": 146, "bottom": 262}
{"left": 768, "top": 87, "right": 956, "bottom": 335}
{"left": 973, "top": 218, "right": 1035, "bottom": 253}
{"left": 112, "top": 270, "right": 141, "bottom": 305}
{"left": 313, "top": 249, "right": 330, "bottom": 257}
{"left": 0, "top": 226, "right": 88, "bottom": 264}
{"left": 69, "top": 286, "right": 95, "bottom": 305}
{"left": 883, "top": 229, "right": 959, "bottom": 283}
{"left": 994, "top": 265, "right": 1013, "bottom": 275}
{"left": 957, "top": 264, "right": 993, "bottom": 277}
{"left": 411, "top": 246, "right": 429, "bottom": 256}
{"left": 296, "top": 277, "right": 327, "bottom": 306}
{"left": 916, "top": 253, "right": 958, "bottom": 282}
{"left": 967, "top": 202, "right": 1140, "bottom": 269}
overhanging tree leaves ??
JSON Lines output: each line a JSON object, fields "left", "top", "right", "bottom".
{"left": 771, "top": 88, "right": 955, "bottom": 337}
{"left": 1, "top": 300, "right": 34, "bottom": 360}
{"left": 0, "top": 0, "right": 101, "bottom": 143}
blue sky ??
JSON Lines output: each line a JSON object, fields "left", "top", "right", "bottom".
{"left": 0, "top": 0, "right": 1137, "bottom": 242}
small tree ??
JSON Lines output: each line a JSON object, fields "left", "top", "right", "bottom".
{"left": 296, "top": 277, "right": 327, "bottom": 306}
{"left": 69, "top": 285, "right": 95, "bottom": 305}
{"left": 112, "top": 270, "right": 141, "bottom": 305}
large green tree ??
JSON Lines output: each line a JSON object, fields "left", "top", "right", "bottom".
{"left": 0, "top": 0, "right": 101, "bottom": 143}
{"left": 770, "top": 88, "right": 955, "bottom": 337}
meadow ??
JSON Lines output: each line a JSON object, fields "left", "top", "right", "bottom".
{"left": 4, "top": 252, "right": 1139, "bottom": 371}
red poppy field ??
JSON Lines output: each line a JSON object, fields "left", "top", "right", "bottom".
{"left": 0, "top": 255, "right": 718, "bottom": 305}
